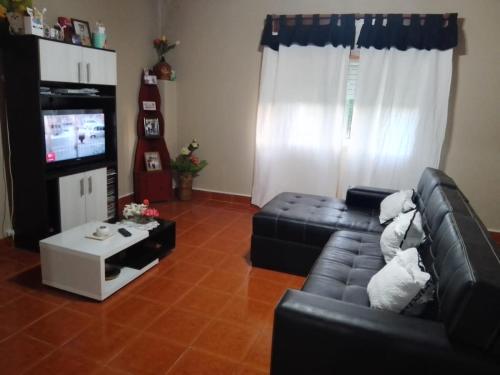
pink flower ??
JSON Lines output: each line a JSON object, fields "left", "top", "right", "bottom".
{"left": 143, "top": 208, "right": 159, "bottom": 218}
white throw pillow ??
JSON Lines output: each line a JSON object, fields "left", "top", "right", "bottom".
{"left": 367, "top": 248, "right": 432, "bottom": 314}
{"left": 380, "top": 209, "right": 425, "bottom": 263}
{"left": 379, "top": 189, "right": 416, "bottom": 224}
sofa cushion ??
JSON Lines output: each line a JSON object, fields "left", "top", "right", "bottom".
{"left": 380, "top": 210, "right": 425, "bottom": 263}
{"left": 379, "top": 189, "right": 416, "bottom": 224}
{"left": 430, "top": 212, "right": 500, "bottom": 352}
{"left": 253, "top": 192, "right": 384, "bottom": 248}
{"left": 416, "top": 167, "right": 457, "bottom": 206}
{"left": 302, "top": 231, "right": 385, "bottom": 306}
{"left": 419, "top": 185, "right": 470, "bottom": 238}
{"left": 367, "top": 247, "right": 433, "bottom": 314}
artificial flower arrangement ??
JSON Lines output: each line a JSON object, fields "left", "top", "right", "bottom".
{"left": 170, "top": 139, "right": 208, "bottom": 176}
{"left": 153, "top": 35, "right": 180, "bottom": 61}
{"left": 0, "top": 1, "right": 7, "bottom": 20}
{"left": 0, "top": 0, "right": 32, "bottom": 18}
{"left": 1, "top": 0, "right": 41, "bottom": 36}
{"left": 122, "top": 199, "right": 159, "bottom": 222}
{"left": 152, "top": 35, "right": 180, "bottom": 80}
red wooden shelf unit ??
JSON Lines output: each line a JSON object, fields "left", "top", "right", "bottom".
{"left": 133, "top": 71, "right": 174, "bottom": 202}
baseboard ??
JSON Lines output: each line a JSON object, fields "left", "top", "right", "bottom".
{"left": 192, "top": 187, "right": 250, "bottom": 198}
{"left": 489, "top": 230, "right": 500, "bottom": 244}
{"left": 119, "top": 189, "right": 254, "bottom": 206}
{"left": 191, "top": 188, "right": 252, "bottom": 205}
{"left": 0, "top": 237, "right": 13, "bottom": 247}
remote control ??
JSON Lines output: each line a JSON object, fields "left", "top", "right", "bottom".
{"left": 118, "top": 228, "right": 132, "bottom": 237}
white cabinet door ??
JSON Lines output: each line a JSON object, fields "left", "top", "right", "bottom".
{"left": 59, "top": 172, "right": 87, "bottom": 231}
{"left": 83, "top": 48, "right": 117, "bottom": 85}
{"left": 39, "top": 39, "right": 83, "bottom": 83}
{"left": 84, "top": 168, "right": 108, "bottom": 222}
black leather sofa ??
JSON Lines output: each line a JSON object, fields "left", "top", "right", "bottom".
{"left": 251, "top": 168, "right": 500, "bottom": 374}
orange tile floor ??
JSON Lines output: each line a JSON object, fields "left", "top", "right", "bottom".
{"left": 0, "top": 197, "right": 306, "bottom": 374}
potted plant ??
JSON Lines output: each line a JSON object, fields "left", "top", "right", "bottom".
{"left": 152, "top": 35, "right": 179, "bottom": 80}
{"left": 171, "top": 139, "right": 208, "bottom": 201}
{"left": 1, "top": 0, "right": 32, "bottom": 37}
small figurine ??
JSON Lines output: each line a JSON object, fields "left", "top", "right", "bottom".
{"left": 92, "top": 20, "right": 106, "bottom": 48}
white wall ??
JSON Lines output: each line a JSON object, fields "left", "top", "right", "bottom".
{"left": 163, "top": 0, "right": 500, "bottom": 229}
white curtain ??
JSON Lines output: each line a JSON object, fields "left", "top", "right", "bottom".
{"left": 251, "top": 45, "right": 350, "bottom": 207}
{"left": 338, "top": 47, "right": 453, "bottom": 195}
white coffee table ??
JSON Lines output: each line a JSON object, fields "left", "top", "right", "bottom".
{"left": 40, "top": 221, "right": 157, "bottom": 301}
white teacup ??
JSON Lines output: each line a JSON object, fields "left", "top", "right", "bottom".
{"left": 95, "top": 225, "right": 110, "bottom": 237}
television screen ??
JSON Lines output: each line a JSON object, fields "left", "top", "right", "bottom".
{"left": 43, "top": 109, "right": 106, "bottom": 164}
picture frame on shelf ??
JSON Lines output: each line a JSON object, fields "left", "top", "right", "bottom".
{"left": 142, "top": 101, "right": 157, "bottom": 111}
{"left": 144, "top": 74, "right": 158, "bottom": 85}
{"left": 145, "top": 152, "right": 162, "bottom": 171}
{"left": 144, "top": 118, "right": 160, "bottom": 137}
{"left": 71, "top": 19, "right": 91, "bottom": 46}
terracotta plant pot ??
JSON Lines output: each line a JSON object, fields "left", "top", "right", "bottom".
{"left": 153, "top": 57, "right": 172, "bottom": 80}
{"left": 178, "top": 173, "right": 193, "bottom": 201}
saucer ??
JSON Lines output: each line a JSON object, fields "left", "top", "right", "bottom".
{"left": 85, "top": 232, "right": 114, "bottom": 241}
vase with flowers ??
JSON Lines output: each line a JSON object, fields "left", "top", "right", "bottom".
{"left": 122, "top": 199, "right": 159, "bottom": 224}
{"left": 1, "top": 0, "right": 32, "bottom": 36}
{"left": 171, "top": 139, "right": 208, "bottom": 201}
{"left": 152, "top": 35, "right": 180, "bottom": 80}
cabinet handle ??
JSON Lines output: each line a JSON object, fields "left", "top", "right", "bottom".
{"left": 77, "top": 62, "right": 82, "bottom": 83}
{"left": 80, "top": 178, "right": 84, "bottom": 197}
{"left": 86, "top": 63, "right": 91, "bottom": 83}
{"left": 88, "top": 176, "right": 92, "bottom": 194}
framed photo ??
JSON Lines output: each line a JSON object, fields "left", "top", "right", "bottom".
{"left": 142, "top": 101, "right": 157, "bottom": 111}
{"left": 72, "top": 19, "right": 91, "bottom": 46}
{"left": 144, "top": 152, "right": 162, "bottom": 171}
{"left": 144, "top": 74, "right": 158, "bottom": 85}
{"left": 144, "top": 118, "right": 160, "bottom": 137}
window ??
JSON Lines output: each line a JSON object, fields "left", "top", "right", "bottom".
{"left": 344, "top": 51, "right": 359, "bottom": 139}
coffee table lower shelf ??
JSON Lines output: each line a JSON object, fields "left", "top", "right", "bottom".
{"left": 103, "top": 260, "right": 158, "bottom": 298}
{"left": 43, "top": 260, "right": 158, "bottom": 301}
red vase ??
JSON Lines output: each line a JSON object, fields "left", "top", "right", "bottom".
{"left": 153, "top": 57, "right": 172, "bottom": 80}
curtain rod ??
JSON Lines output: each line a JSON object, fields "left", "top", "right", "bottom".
{"left": 270, "top": 13, "right": 452, "bottom": 20}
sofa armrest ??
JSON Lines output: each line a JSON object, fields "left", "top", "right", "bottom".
{"left": 345, "top": 186, "right": 396, "bottom": 209}
{"left": 271, "top": 290, "right": 497, "bottom": 375}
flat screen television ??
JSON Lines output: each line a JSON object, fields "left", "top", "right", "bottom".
{"left": 43, "top": 109, "right": 106, "bottom": 166}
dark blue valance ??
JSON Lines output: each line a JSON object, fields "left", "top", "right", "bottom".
{"left": 260, "top": 14, "right": 356, "bottom": 51}
{"left": 357, "top": 14, "right": 458, "bottom": 50}
{"left": 261, "top": 13, "right": 458, "bottom": 51}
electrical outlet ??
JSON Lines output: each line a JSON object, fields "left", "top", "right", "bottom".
{"left": 5, "top": 229, "right": 15, "bottom": 237}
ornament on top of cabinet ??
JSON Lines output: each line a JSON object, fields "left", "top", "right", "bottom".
{"left": 24, "top": 7, "right": 45, "bottom": 36}
{"left": 71, "top": 18, "right": 91, "bottom": 46}
{"left": 92, "top": 20, "right": 106, "bottom": 48}
{"left": 57, "top": 16, "right": 72, "bottom": 43}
